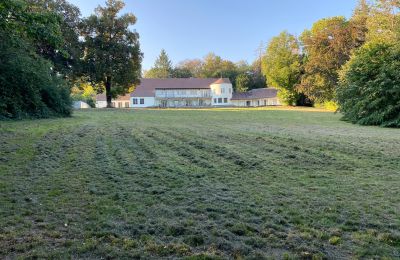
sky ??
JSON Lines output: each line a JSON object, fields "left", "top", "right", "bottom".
{"left": 68, "top": 0, "right": 358, "bottom": 70}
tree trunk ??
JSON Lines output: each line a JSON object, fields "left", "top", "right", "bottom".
{"left": 106, "top": 76, "right": 112, "bottom": 108}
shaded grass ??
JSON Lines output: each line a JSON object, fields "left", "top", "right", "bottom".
{"left": 1, "top": 108, "right": 399, "bottom": 258}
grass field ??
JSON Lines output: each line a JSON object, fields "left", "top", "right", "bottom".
{"left": 1, "top": 108, "right": 399, "bottom": 259}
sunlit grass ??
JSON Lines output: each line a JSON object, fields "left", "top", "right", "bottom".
{"left": 1, "top": 109, "right": 399, "bottom": 258}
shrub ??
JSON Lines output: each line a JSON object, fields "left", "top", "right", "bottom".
{"left": 0, "top": 36, "right": 72, "bottom": 119}
{"left": 337, "top": 42, "right": 400, "bottom": 127}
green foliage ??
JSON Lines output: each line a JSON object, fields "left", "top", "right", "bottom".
{"left": 144, "top": 49, "right": 174, "bottom": 78}
{"left": 26, "top": 0, "right": 82, "bottom": 78}
{"left": 175, "top": 59, "right": 203, "bottom": 77}
{"left": 71, "top": 80, "right": 97, "bottom": 108}
{"left": 337, "top": 42, "right": 400, "bottom": 127}
{"left": 235, "top": 73, "right": 251, "bottom": 92}
{"left": 0, "top": 0, "right": 71, "bottom": 119}
{"left": 172, "top": 67, "right": 193, "bottom": 78}
{"left": 366, "top": 0, "right": 400, "bottom": 44}
{"left": 298, "top": 17, "right": 356, "bottom": 103}
{"left": 80, "top": 0, "right": 142, "bottom": 107}
{"left": 262, "top": 31, "right": 301, "bottom": 105}
{"left": 199, "top": 53, "right": 238, "bottom": 85}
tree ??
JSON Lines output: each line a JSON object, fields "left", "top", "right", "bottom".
{"left": 337, "top": 42, "right": 400, "bottom": 127}
{"left": 80, "top": 0, "right": 142, "bottom": 108}
{"left": 0, "top": 0, "right": 72, "bottom": 119}
{"left": 175, "top": 59, "right": 203, "bottom": 77}
{"left": 298, "top": 17, "right": 355, "bottom": 103}
{"left": 27, "top": 0, "right": 81, "bottom": 78}
{"left": 366, "top": 0, "right": 400, "bottom": 43}
{"left": 200, "top": 53, "right": 238, "bottom": 87}
{"left": 350, "top": 0, "right": 370, "bottom": 48}
{"left": 144, "top": 49, "right": 173, "bottom": 78}
{"left": 262, "top": 31, "right": 302, "bottom": 105}
{"left": 235, "top": 73, "right": 252, "bottom": 92}
{"left": 71, "top": 78, "right": 98, "bottom": 108}
{"left": 172, "top": 67, "right": 193, "bottom": 78}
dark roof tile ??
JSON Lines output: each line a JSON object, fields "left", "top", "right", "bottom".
{"left": 131, "top": 78, "right": 231, "bottom": 97}
{"left": 231, "top": 88, "right": 278, "bottom": 100}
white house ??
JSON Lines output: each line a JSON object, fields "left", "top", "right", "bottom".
{"left": 231, "top": 88, "right": 281, "bottom": 107}
{"left": 94, "top": 78, "right": 281, "bottom": 108}
{"left": 130, "top": 78, "right": 233, "bottom": 108}
{"left": 95, "top": 94, "right": 131, "bottom": 108}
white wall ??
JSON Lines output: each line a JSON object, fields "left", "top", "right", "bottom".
{"left": 73, "top": 101, "right": 90, "bottom": 109}
{"left": 210, "top": 83, "right": 233, "bottom": 106}
{"left": 131, "top": 97, "right": 155, "bottom": 108}
{"left": 231, "top": 98, "right": 281, "bottom": 107}
{"left": 96, "top": 101, "right": 107, "bottom": 108}
{"left": 96, "top": 100, "right": 130, "bottom": 108}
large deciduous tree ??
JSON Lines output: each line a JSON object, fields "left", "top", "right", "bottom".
{"left": 27, "top": 0, "right": 81, "bottom": 78}
{"left": 366, "top": 0, "right": 400, "bottom": 43}
{"left": 175, "top": 59, "right": 203, "bottom": 77}
{"left": 262, "top": 31, "right": 302, "bottom": 105}
{"left": 297, "top": 17, "right": 355, "bottom": 103}
{"left": 80, "top": 0, "right": 142, "bottom": 108}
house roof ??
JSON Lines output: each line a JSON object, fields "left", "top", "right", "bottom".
{"left": 231, "top": 88, "right": 278, "bottom": 100}
{"left": 96, "top": 94, "right": 131, "bottom": 102}
{"left": 131, "top": 78, "right": 231, "bottom": 97}
{"left": 211, "top": 78, "right": 231, "bottom": 84}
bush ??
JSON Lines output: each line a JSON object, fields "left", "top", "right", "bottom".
{"left": 337, "top": 42, "right": 400, "bottom": 127}
{"left": 0, "top": 35, "right": 72, "bottom": 119}
{"left": 0, "top": 0, "right": 72, "bottom": 119}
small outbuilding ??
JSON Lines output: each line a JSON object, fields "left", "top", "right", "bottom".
{"left": 231, "top": 88, "right": 281, "bottom": 107}
{"left": 73, "top": 101, "right": 91, "bottom": 109}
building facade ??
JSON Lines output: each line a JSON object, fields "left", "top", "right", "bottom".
{"left": 231, "top": 88, "right": 281, "bottom": 107}
{"left": 95, "top": 78, "right": 281, "bottom": 108}
{"left": 131, "top": 78, "right": 233, "bottom": 108}
{"left": 95, "top": 94, "right": 131, "bottom": 108}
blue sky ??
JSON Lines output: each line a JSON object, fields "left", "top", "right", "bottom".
{"left": 69, "top": 0, "right": 357, "bottom": 70}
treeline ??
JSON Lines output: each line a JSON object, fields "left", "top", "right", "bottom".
{"left": 263, "top": 0, "right": 400, "bottom": 126}
{"left": 144, "top": 0, "right": 399, "bottom": 127}
{"left": 144, "top": 50, "right": 266, "bottom": 92}
{"left": 0, "top": 0, "right": 142, "bottom": 119}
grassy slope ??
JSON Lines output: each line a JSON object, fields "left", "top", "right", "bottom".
{"left": 0, "top": 108, "right": 399, "bottom": 259}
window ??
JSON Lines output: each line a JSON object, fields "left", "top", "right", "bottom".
{"left": 133, "top": 98, "right": 138, "bottom": 105}
{"left": 111, "top": 102, "right": 115, "bottom": 108}
{"left": 214, "top": 98, "right": 217, "bottom": 103}
{"left": 224, "top": 98, "right": 228, "bottom": 103}
{"left": 218, "top": 98, "right": 222, "bottom": 104}
{"left": 125, "top": 102, "right": 129, "bottom": 108}
{"left": 221, "top": 87, "right": 225, "bottom": 94}
{"left": 118, "top": 102, "right": 122, "bottom": 108}
{"left": 140, "top": 98, "right": 144, "bottom": 105}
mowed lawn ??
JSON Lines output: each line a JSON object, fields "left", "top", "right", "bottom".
{"left": 1, "top": 108, "right": 399, "bottom": 259}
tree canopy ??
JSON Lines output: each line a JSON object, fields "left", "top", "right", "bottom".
{"left": 0, "top": 0, "right": 72, "bottom": 118}
{"left": 337, "top": 42, "right": 400, "bottom": 127}
{"left": 297, "top": 17, "right": 356, "bottom": 104}
{"left": 80, "top": 0, "right": 142, "bottom": 107}
{"left": 262, "top": 31, "right": 302, "bottom": 105}
{"left": 144, "top": 49, "right": 173, "bottom": 78}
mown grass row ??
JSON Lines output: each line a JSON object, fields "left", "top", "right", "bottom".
{"left": 1, "top": 109, "right": 399, "bottom": 258}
